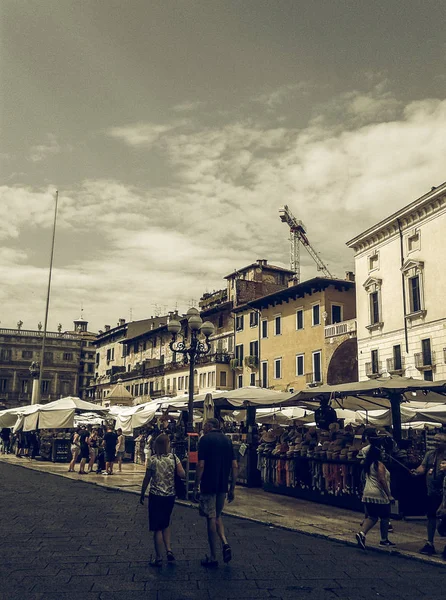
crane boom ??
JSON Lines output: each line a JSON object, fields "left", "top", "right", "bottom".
{"left": 279, "top": 205, "right": 334, "bottom": 280}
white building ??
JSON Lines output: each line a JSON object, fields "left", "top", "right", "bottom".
{"left": 347, "top": 182, "right": 446, "bottom": 382}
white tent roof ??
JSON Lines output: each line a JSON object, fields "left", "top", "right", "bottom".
{"left": 39, "top": 397, "right": 106, "bottom": 412}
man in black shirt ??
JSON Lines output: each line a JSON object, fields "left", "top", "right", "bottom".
{"left": 315, "top": 397, "right": 338, "bottom": 431}
{"left": 194, "top": 418, "right": 238, "bottom": 568}
{"left": 103, "top": 426, "right": 118, "bottom": 475}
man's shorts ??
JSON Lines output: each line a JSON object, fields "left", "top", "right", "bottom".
{"left": 116, "top": 451, "right": 125, "bottom": 460}
{"left": 199, "top": 493, "right": 226, "bottom": 519}
{"left": 427, "top": 495, "right": 442, "bottom": 519}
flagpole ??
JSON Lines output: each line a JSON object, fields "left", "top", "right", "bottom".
{"left": 35, "top": 190, "right": 59, "bottom": 404}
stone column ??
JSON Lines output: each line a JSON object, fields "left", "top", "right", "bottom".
{"left": 29, "top": 362, "right": 40, "bottom": 405}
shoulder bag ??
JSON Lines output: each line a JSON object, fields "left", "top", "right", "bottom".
{"left": 173, "top": 453, "right": 186, "bottom": 499}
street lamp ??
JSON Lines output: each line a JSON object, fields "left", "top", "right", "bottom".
{"left": 167, "top": 307, "right": 215, "bottom": 433}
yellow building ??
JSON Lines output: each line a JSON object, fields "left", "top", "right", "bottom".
{"left": 233, "top": 276, "right": 357, "bottom": 392}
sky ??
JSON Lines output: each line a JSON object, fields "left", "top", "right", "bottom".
{"left": 1, "top": 0, "right": 445, "bottom": 333}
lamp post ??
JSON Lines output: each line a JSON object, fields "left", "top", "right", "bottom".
{"left": 167, "top": 307, "right": 215, "bottom": 433}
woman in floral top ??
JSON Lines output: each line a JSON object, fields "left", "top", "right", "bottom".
{"left": 140, "top": 434, "right": 185, "bottom": 567}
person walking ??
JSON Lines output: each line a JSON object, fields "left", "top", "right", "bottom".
{"left": 140, "top": 433, "right": 185, "bottom": 567}
{"left": 88, "top": 428, "right": 99, "bottom": 472}
{"left": 78, "top": 427, "right": 90, "bottom": 475}
{"left": 68, "top": 429, "right": 81, "bottom": 472}
{"left": 356, "top": 444, "right": 394, "bottom": 550}
{"left": 412, "top": 432, "right": 446, "bottom": 556}
{"left": 103, "top": 426, "right": 118, "bottom": 475}
{"left": 116, "top": 428, "right": 125, "bottom": 473}
{"left": 437, "top": 459, "right": 446, "bottom": 560}
{"left": 194, "top": 418, "right": 238, "bottom": 568}
{"left": 0, "top": 428, "right": 11, "bottom": 454}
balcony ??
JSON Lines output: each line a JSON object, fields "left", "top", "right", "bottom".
{"left": 244, "top": 355, "right": 259, "bottom": 368}
{"left": 414, "top": 351, "right": 436, "bottom": 370}
{"left": 386, "top": 357, "right": 405, "bottom": 374}
{"left": 230, "top": 358, "right": 243, "bottom": 370}
{"left": 365, "top": 361, "right": 382, "bottom": 378}
{"left": 305, "top": 372, "right": 323, "bottom": 386}
{"left": 324, "top": 319, "right": 357, "bottom": 339}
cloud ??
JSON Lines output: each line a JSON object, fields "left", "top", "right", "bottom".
{"left": 29, "top": 134, "right": 61, "bottom": 162}
{"left": 172, "top": 100, "right": 205, "bottom": 113}
{"left": 2, "top": 86, "right": 446, "bottom": 330}
{"left": 107, "top": 121, "right": 188, "bottom": 147}
{"left": 253, "top": 82, "right": 314, "bottom": 108}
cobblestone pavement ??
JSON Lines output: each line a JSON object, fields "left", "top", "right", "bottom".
{"left": 0, "top": 462, "right": 445, "bottom": 600}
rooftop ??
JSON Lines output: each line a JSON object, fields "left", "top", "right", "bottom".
{"left": 224, "top": 259, "right": 296, "bottom": 279}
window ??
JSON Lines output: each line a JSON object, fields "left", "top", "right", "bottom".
{"left": 139, "top": 383, "right": 144, "bottom": 396}
{"left": 402, "top": 260, "right": 425, "bottom": 319}
{"left": 41, "top": 380, "right": 50, "bottom": 394}
{"left": 368, "top": 253, "right": 379, "bottom": 272}
{"left": 363, "top": 277, "right": 383, "bottom": 329}
{"left": 261, "top": 361, "right": 268, "bottom": 388}
{"left": 207, "top": 372, "right": 211, "bottom": 387}
{"left": 218, "top": 313, "right": 224, "bottom": 328}
{"left": 250, "top": 373, "right": 256, "bottom": 386}
{"left": 274, "top": 315, "right": 282, "bottom": 336}
{"left": 296, "top": 309, "right": 304, "bottom": 330}
{"left": 235, "top": 344, "right": 244, "bottom": 367}
{"left": 409, "top": 276, "right": 421, "bottom": 313}
{"left": 237, "top": 374, "right": 243, "bottom": 388}
{"left": 22, "top": 350, "right": 33, "bottom": 359}
{"left": 312, "top": 304, "right": 320, "bottom": 326}
{"left": 371, "top": 349, "right": 379, "bottom": 374}
{"left": 407, "top": 230, "right": 420, "bottom": 253}
{"left": 370, "top": 292, "right": 380, "bottom": 325}
{"left": 250, "top": 312, "right": 259, "bottom": 327}
{"left": 87, "top": 363, "right": 94, "bottom": 373}
{"left": 63, "top": 352, "right": 73, "bottom": 361}
{"left": 0, "top": 348, "right": 11, "bottom": 361}
{"left": 331, "top": 305, "right": 342, "bottom": 324}
{"left": 220, "top": 371, "right": 227, "bottom": 387}
{"left": 393, "top": 345, "right": 402, "bottom": 371}
{"left": 185, "top": 376, "right": 189, "bottom": 390}
{"left": 96, "top": 353, "right": 100, "bottom": 365}
{"left": 249, "top": 340, "right": 259, "bottom": 358}
{"left": 274, "top": 358, "right": 282, "bottom": 379}
{"left": 106, "top": 348, "right": 115, "bottom": 362}
{"left": 424, "top": 370, "right": 433, "bottom": 382}
{"left": 296, "top": 354, "right": 304, "bottom": 377}
{"left": 0, "top": 378, "right": 9, "bottom": 392}
{"left": 261, "top": 319, "right": 268, "bottom": 339}
{"left": 144, "top": 382, "right": 149, "bottom": 395}
{"left": 211, "top": 372, "right": 215, "bottom": 388}
{"left": 312, "top": 351, "right": 322, "bottom": 383}
{"left": 421, "top": 338, "right": 432, "bottom": 366}
{"left": 228, "top": 336, "right": 234, "bottom": 353}
{"left": 21, "top": 379, "right": 30, "bottom": 393}
{"left": 236, "top": 315, "right": 244, "bottom": 331}
{"left": 44, "top": 351, "right": 53, "bottom": 363}
{"left": 166, "top": 379, "right": 170, "bottom": 392}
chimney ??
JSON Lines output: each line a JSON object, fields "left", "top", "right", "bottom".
{"left": 118, "top": 318, "right": 125, "bottom": 326}
{"left": 345, "top": 271, "right": 355, "bottom": 282}
{"left": 257, "top": 259, "right": 268, "bottom": 267}
{"left": 98, "top": 329, "right": 103, "bottom": 335}
{"left": 104, "top": 325, "right": 111, "bottom": 332}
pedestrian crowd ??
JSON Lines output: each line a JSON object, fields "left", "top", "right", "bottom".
{"left": 356, "top": 431, "right": 446, "bottom": 560}
{"left": 68, "top": 425, "right": 125, "bottom": 475}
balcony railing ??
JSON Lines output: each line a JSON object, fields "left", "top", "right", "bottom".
{"left": 414, "top": 351, "right": 436, "bottom": 370}
{"left": 305, "top": 372, "right": 323, "bottom": 386}
{"left": 0, "top": 328, "right": 80, "bottom": 340}
{"left": 244, "top": 355, "right": 259, "bottom": 368}
{"left": 386, "top": 357, "right": 405, "bottom": 374}
{"left": 365, "top": 361, "right": 382, "bottom": 378}
{"left": 324, "top": 319, "right": 357, "bottom": 339}
{"left": 230, "top": 358, "right": 243, "bottom": 370}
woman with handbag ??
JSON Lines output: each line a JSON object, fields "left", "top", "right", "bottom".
{"left": 140, "top": 434, "right": 185, "bottom": 567}
{"left": 68, "top": 429, "right": 81, "bottom": 473}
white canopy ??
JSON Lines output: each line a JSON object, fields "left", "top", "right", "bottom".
{"left": 111, "top": 401, "right": 158, "bottom": 435}
{"left": 13, "top": 405, "right": 43, "bottom": 433}
{"left": 0, "top": 405, "right": 36, "bottom": 429}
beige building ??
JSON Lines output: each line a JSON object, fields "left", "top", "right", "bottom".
{"left": 0, "top": 323, "right": 84, "bottom": 409}
{"left": 347, "top": 182, "right": 446, "bottom": 382}
{"left": 233, "top": 276, "right": 357, "bottom": 392}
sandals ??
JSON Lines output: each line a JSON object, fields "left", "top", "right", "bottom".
{"left": 166, "top": 551, "right": 176, "bottom": 562}
{"left": 149, "top": 557, "right": 162, "bottom": 568}
{"left": 201, "top": 556, "right": 218, "bottom": 568}
{"left": 222, "top": 544, "right": 232, "bottom": 563}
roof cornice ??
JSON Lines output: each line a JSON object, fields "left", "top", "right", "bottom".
{"left": 346, "top": 182, "right": 446, "bottom": 254}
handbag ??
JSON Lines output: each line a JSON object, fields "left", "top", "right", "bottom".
{"left": 173, "top": 454, "right": 187, "bottom": 499}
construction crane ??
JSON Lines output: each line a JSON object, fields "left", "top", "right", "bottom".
{"left": 279, "top": 205, "right": 334, "bottom": 282}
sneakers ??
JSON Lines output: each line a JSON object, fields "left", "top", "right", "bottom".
{"left": 380, "top": 540, "right": 396, "bottom": 547}
{"left": 356, "top": 532, "right": 366, "bottom": 550}
{"left": 222, "top": 543, "right": 232, "bottom": 563}
{"left": 419, "top": 543, "right": 436, "bottom": 556}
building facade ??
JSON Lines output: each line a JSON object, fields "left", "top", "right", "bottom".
{"left": 0, "top": 324, "right": 83, "bottom": 409}
{"left": 233, "top": 276, "right": 357, "bottom": 392}
{"left": 347, "top": 182, "right": 446, "bottom": 382}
